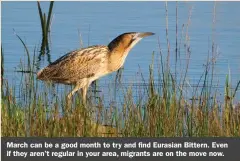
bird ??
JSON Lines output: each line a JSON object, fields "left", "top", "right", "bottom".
{"left": 37, "top": 32, "right": 154, "bottom": 103}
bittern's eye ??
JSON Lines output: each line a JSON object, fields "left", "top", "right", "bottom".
{"left": 132, "top": 33, "right": 139, "bottom": 40}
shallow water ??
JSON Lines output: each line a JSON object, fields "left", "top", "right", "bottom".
{"left": 2, "top": 2, "right": 240, "bottom": 103}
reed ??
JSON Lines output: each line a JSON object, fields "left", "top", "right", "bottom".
{"left": 1, "top": 45, "right": 4, "bottom": 96}
{"left": 13, "top": 30, "right": 31, "bottom": 72}
{"left": 37, "top": 1, "right": 54, "bottom": 53}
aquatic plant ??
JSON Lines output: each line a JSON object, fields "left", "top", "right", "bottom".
{"left": 37, "top": 1, "right": 54, "bottom": 55}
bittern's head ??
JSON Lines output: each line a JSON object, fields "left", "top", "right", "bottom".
{"left": 108, "top": 32, "right": 154, "bottom": 52}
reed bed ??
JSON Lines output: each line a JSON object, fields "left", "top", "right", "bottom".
{"left": 1, "top": 43, "right": 239, "bottom": 137}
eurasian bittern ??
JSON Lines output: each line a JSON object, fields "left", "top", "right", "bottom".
{"left": 37, "top": 32, "right": 154, "bottom": 103}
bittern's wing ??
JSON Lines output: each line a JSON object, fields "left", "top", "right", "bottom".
{"left": 37, "top": 45, "right": 109, "bottom": 84}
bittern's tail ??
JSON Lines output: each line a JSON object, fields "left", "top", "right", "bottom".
{"left": 36, "top": 69, "right": 45, "bottom": 80}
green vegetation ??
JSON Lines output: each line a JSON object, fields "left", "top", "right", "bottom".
{"left": 1, "top": 2, "right": 240, "bottom": 137}
{"left": 37, "top": 1, "right": 54, "bottom": 54}
{"left": 1, "top": 49, "right": 240, "bottom": 136}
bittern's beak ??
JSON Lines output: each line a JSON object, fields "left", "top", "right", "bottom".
{"left": 136, "top": 32, "right": 155, "bottom": 38}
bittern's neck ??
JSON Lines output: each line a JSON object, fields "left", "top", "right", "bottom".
{"left": 109, "top": 44, "right": 127, "bottom": 55}
{"left": 107, "top": 43, "right": 133, "bottom": 72}
{"left": 107, "top": 35, "right": 142, "bottom": 72}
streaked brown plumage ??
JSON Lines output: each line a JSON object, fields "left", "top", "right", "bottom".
{"left": 37, "top": 32, "right": 154, "bottom": 103}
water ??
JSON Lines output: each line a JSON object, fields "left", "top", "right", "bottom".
{"left": 2, "top": 1, "right": 240, "bottom": 103}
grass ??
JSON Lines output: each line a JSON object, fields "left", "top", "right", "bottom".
{"left": 1, "top": 45, "right": 4, "bottom": 96}
{"left": 1, "top": 2, "right": 240, "bottom": 137}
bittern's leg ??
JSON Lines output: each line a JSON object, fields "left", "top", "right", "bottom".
{"left": 82, "top": 86, "right": 87, "bottom": 104}
{"left": 82, "top": 83, "right": 91, "bottom": 104}
{"left": 66, "top": 86, "right": 80, "bottom": 109}
{"left": 67, "top": 86, "right": 81, "bottom": 100}
{"left": 78, "top": 89, "right": 83, "bottom": 97}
